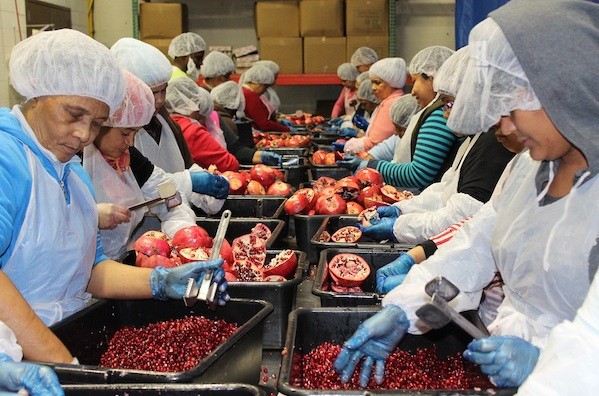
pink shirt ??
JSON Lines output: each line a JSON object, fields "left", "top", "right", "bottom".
{"left": 331, "top": 87, "right": 358, "bottom": 118}
{"left": 361, "top": 89, "right": 404, "bottom": 151}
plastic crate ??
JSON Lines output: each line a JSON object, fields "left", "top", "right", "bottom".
{"left": 195, "top": 218, "right": 286, "bottom": 249}
{"left": 313, "top": 248, "right": 409, "bottom": 307}
{"left": 278, "top": 307, "right": 514, "bottom": 395}
{"left": 307, "top": 167, "right": 352, "bottom": 181}
{"left": 194, "top": 196, "right": 286, "bottom": 219}
{"left": 263, "top": 147, "right": 309, "bottom": 157}
{"left": 293, "top": 214, "right": 338, "bottom": 263}
{"left": 44, "top": 298, "right": 273, "bottom": 384}
{"left": 63, "top": 383, "right": 264, "bottom": 395}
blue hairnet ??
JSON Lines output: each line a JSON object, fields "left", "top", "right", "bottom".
{"left": 110, "top": 38, "right": 172, "bottom": 88}
{"left": 168, "top": 32, "right": 206, "bottom": 58}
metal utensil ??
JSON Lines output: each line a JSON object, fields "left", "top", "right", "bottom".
{"left": 281, "top": 157, "right": 300, "bottom": 167}
{"left": 415, "top": 276, "right": 489, "bottom": 339}
{"left": 128, "top": 182, "right": 181, "bottom": 211}
{"left": 183, "top": 210, "right": 232, "bottom": 307}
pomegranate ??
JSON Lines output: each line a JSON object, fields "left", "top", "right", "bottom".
{"left": 330, "top": 284, "right": 364, "bottom": 293}
{"left": 232, "top": 233, "right": 266, "bottom": 268}
{"left": 327, "top": 253, "right": 370, "bottom": 287}
{"left": 140, "top": 230, "right": 171, "bottom": 244}
{"left": 178, "top": 247, "right": 211, "bottom": 263}
{"left": 354, "top": 168, "right": 384, "bottom": 188}
{"left": 316, "top": 230, "right": 331, "bottom": 243}
{"left": 171, "top": 225, "right": 212, "bottom": 252}
{"left": 266, "top": 181, "right": 293, "bottom": 197}
{"left": 334, "top": 177, "right": 361, "bottom": 201}
{"left": 324, "top": 152, "right": 336, "bottom": 165}
{"left": 133, "top": 234, "right": 171, "bottom": 258}
{"left": 330, "top": 226, "right": 362, "bottom": 243}
{"left": 381, "top": 185, "right": 414, "bottom": 204}
{"left": 231, "top": 260, "right": 264, "bottom": 282}
{"left": 221, "top": 171, "right": 248, "bottom": 195}
{"left": 312, "top": 176, "right": 337, "bottom": 192}
{"left": 262, "top": 250, "right": 297, "bottom": 278}
{"left": 251, "top": 223, "right": 272, "bottom": 244}
{"left": 357, "top": 184, "right": 382, "bottom": 206}
{"left": 314, "top": 186, "right": 337, "bottom": 201}
{"left": 358, "top": 206, "right": 380, "bottom": 227}
{"left": 345, "top": 201, "right": 365, "bottom": 215}
{"left": 311, "top": 150, "right": 328, "bottom": 165}
{"left": 314, "top": 194, "right": 347, "bottom": 215}
{"left": 284, "top": 188, "right": 316, "bottom": 215}
{"left": 137, "top": 254, "right": 180, "bottom": 268}
{"left": 249, "top": 164, "right": 277, "bottom": 188}
{"left": 245, "top": 180, "right": 266, "bottom": 195}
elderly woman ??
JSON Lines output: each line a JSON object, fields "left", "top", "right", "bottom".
{"left": 168, "top": 32, "right": 206, "bottom": 81}
{"left": 241, "top": 65, "right": 290, "bottom": 132}
{"left": 199, "top": 50, "right": 235, "bottom": 92}
{"left": 331, "top": 63, "right": 359, "bottom": 118}
{"left": 0, "top": 30, "right": 227, "bottom": 370}
{"left": 350, "top": 46, "right": 379, "bottom": 73}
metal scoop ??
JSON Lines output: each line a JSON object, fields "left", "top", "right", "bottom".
{"left": 415, "top": 276, "right": 489, "bottom": 339}
{"left": 128, "top": 181, "right": 182, "bottom": 211}
{"left": 183, "top": 210, "right": 232, "bottom": 308}
{"left": 282, "top": 157, "right": 300, "bottom": 167}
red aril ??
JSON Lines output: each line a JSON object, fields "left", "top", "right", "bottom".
{"left": 314, "top": 194, "right": 347, "bottom": 215}
{"left": 133, "top": 234, "right": 171, "bottom": 258}
{"left": 266, "top": 181, "right": 292, "bottom": 197}
{"left": 355, "top": 168, "right": 384, "bottom": 188}
{"left": 245, "top": 180, "right": 266, "bottom": 195}
{"left": 328, "top": 253, "right": 370, "bottom": 287}
{"left": 231, "top": 259, "right": 264, "bottom": 282}
{"left": 171, "top": 225, "right": 212, "bottom": 252}
{"left": 330, "top": 226, "right": 362, "bottom": 243}
{"left": 263, "top": 250, "right": 297, "bottom": 278}
{"left": 346, "top": 201, "right": 365, "bottom": 215}
{"left": 232, "top": 234, "right": 266, "bottom": 268}
{"left": 251, "top": 223, "right": 272, "bottom": 244}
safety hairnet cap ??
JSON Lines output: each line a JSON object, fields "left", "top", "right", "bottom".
{"left": 389, "top": 95, "right": 420, "bottom": 129}
{"left": 243, "top": 65, "right": 275, "bottom": 85}
{"left": 408, "top": 46, "right": 455, "bottom": 78}
{"left": 350, "top": 46, "right": 379, "bottom": 67}
{"left": 200, "top": 51, "right": 235, "bottom": 78}
{"left": 337, "top": 63, "right": 359, "bottom": 81}
{"left": 368, "top": 58, "right": 407, "bottom": 89}
{"left": 111, "top": 38, "right": 172, "bottom": 88}
{"left": 357, "top": 71, "right": 370, "bottom": 85}
{"left": 105, "top": 71, "right": 155, "bottom": 128}
{"left": 210, "top": 81, "right": 243, "bottom": 111}
{"left": 433, "top": 46, "right": 470, "bottom": 98}
{"left": 168, "top": 32, "right": 206, "bottom": 58}
{"left": 447, "top": 18, "right": 541, "bottom": 135}
{"left": 356, "top": 79, "right": 380, "bottom": 104}
{"left": 9, "top": 29, "right": 125, "bottom": 116}
{"left": 253, "top": 60, "right": 280, "bottom": 75}
{"left": 166, "top": 77, "right": 213, "bottom": 116}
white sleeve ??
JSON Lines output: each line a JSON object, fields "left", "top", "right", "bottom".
{"left": 368, "top": 135, "right": 398, "bottom": 161}
{"left": 383, "top": 200, "right": 498, "bottom": 334}
{"left": 396, "top": 180, "right": 448, "bottom": 214}
{"left": 0, "top": 322, "right": 22, "bottom": 362}
{"left": 168, "top": 164, "right": 225, "bottom": 216}
{"left": 393, "top": 192, "right": 484, "bottom": 244}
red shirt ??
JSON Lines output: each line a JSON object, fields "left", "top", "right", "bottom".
{"left": 242, "top": 87, "right": 290, "bottom": 132}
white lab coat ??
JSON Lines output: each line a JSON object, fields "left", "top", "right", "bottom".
{"left": 0, "top": 322, "right": 22, "bottom": 362}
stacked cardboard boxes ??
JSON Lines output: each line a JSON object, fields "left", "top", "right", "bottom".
{"left": 139, "top": 3, "right": 187, "bottom": 58}
{"left": 346, "top": 0, "right": 389, "bottom": 60}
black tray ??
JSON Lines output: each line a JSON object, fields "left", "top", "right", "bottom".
{"left": 308, "top": 167, "right": 352, "bottom": 181}
{"left": 293, "top": 214, "right": 341, "bottom": 263}
{"left": 228, "top": 250, "right": 307, "bottom": 349}
{"left": 194, "top": 196, "right": 286, "bottom": 220}
{"left": 263, "top": 147, "right": 309, "bottom": 157}
{"left": 43, "top": 298, "right": 273, "bottom": 384}
{"left": 63, "top": 383, "right": 264, "bottom": 395}
{"left": 313, "top": 248, "right": 409, "bottom": 307}
{"left": 278, "top": 307, "right": 515, "bottom": 395}
{"left": 195, "top": 217, "right": 286, "bottom": 249}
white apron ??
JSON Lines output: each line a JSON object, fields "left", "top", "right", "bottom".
{"left": 2, "top": 147, "right": 97, "bottom": 326}
{"left": 490, "top": 164, "right": 599, "bottom": 347}
{"left": 392, "top": 109, "right": 423, "bottom": 163}
{"left": 83, "top": 145, "right": 147, "bottom": 259}
{"left": 260, "top": 94, "right": 276, "bottom": 120}
{"left": 441, "top": 134, "right": 477, "bottom": 203}
{"left": 134, "top": 114, "right": 186, "bottom": 174}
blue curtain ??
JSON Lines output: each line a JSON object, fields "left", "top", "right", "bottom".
{"left": 455, "top": 0, "right": 509, "bottom": 49}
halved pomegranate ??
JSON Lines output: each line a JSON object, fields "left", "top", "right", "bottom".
{"left": 358, "top": 206, "right": 380, "bottom": 227}
{"left": 245, "top": 180, "right": 266, "bottom": 195}
{"left": 334, "top": 177, "right": 361, "bottom": 201}
{"left": 140, "top": 230, "right": 171, "bottom": 244}
{"left": 232, "top": 233, "right": 266, "bottom": 268}
{"left": 262, "top": 250, "right": 297, "bottom": 279}
{"left": 330, "top": 284, "right": 364, "bottom": 293}
{"left": 312, "top": 176, "right": 337, "bottom": 193}
{"left": 284, "top": 188, "right": 316, "bottom": 215}
{"left": 316, "top": 230, "right": 331, "bottom": 243}
{"left": 354, "top": 168, "right": 384, "bottom": 188}
{"left": 231, "top": 259, "right": 264, "bottom": 282}
{"left": 178, "top": 247, "right": 211, "bottom": 264}
{"left": 327, "top": 253, "right": 371, "bottom": 287}
{"left": 380, "top": 185, "right": 414, "bottom": 204}
{"left": 356, "top": 184, "right": 382, "bottom": 206}
{"left": 249, "top": 164, "right": 277, "bottom": 188}
{"left": 266, "top": 181, "right": 292, "bottom": 197}
{"left": 251, "top": 223, "right": 272, "bottom": 244}
{"left": 221, "top": 171, "right": 248, "bottom": 195}
{"left": 345, "top": 201, "right": 365, "bottom": 215}
{"left": 330, "top": 226, "right": 362, "bottom": 243}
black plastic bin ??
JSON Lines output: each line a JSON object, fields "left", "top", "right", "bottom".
{"left": 195, "top": 217, "right": 286, "bottom": 249}
{"left": 228, "top": 250, "right": 307, "bottom": 349}
{"left": 44, "top": 298, "right": 273, "bottom": 384}
{"left": 278, "top": 307, "right": 515, "bottom": 395}
{"left": 63, "top": 383, "right": 264, "bottom": 395}
{"left": 313, "top": 248, "right": 409, "bottom": 307}
{"left": 194, "top": 196, "right": 286, "bottom": 220}
{"left": 308, "top": 167, "right": 352, "bottom": 181}
{"left": 263, "top": 147, "right": 309, "bottom": 157}
{"left": 293, "top": 214, "right": 340, "bottom": 263}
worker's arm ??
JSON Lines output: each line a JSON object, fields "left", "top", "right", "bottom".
{"left": 87, "top": 260, "right": 153, "bottom": 299}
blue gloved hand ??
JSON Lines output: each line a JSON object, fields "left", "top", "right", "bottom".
{"left": 352, "top": 113, "right": 370, "bottom": 131}
{"left": 329, "top": 117, "right": 344, "bottom": 126}
{"left": 150, "top": 259, "right": 230, "bottom": 305}
{"left": 191, "top": 172, "right": 229, "bottom": 199}
{"left": 336, "top": 156, "right": 366, "bottom": 171}
{"left": 463, "top": 336, "right": 540, "bottom": 387}
{"left": 334, "top": 305, "right": 409, "bottom": 387}
{"left": 376, "top": 253, "right": 416, "bottom": 293}
{"left": 376, "top": 205, "right": 400, "bottom": 219}
{"left": 339, "top": 127, "right": 358, "bottom": 138}
{"left": 331, "top": 141, "right": 346, "bottom": 152}
{"left": 287, "top": 125, "right": 298, "bottom": 133}
{"left": 359, "top": 216, "right": 397, "bottom": 242}
{"left": 0, "top": 354, "right": 64, "bottom": 395}
{"left": 280, "top": 119, "right": 295, "bottom": 127}
{"left": 260, "top": 151, "right": 283, "bottom": 166}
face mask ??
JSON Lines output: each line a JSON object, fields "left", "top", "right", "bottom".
{"left": 186, "top": 58, "right": 199, "bottom": 81}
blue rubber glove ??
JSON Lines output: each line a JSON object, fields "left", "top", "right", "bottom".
{"left": 331, "top": 141, "right": 346, "bottom": 152}
{"left": 336, "top": 156, "right": 367, "bottom": 171}
{"left": 260, "top": 151, "right": 282, "bottom": 166}
{"left": 280, "top": 119, "right": 295, "bottom": 127}
{"left": 376, "top": 205, "right": 400, "bottom": 219}
{"left": 376, "top": 253, "right": 416, "bottom": 293}
{"left": 150, "top": 259, "right": 230, "bottom": 305}
{"left": 463, "top": 336, "right": 540, "bottom": 387}
{"left": 334, "top": 305, "right": 409, "bottom": 387}
{"left": 329, "top": 117, "right": 344, "bottom": 126}
{"left": 190, "top": 172, "right": 229, "bottom": 199}
{"left": 352, "top": 113, "right": 370, "bottom": 131}
{"left": 287, "top": 125, "right": 298, "bottom": 133}
{"left": 339, "top": 127, "right": 358, "bottom": 138}
{"left": 359, "top": 216, "right": 397, "bottom": 242}
{"left": 0, "top": 354, "right": 64, "bottom": 395}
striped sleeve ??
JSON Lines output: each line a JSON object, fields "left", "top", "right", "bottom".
{"left": 375, "top": 109, "right": 457, "bottom": 188}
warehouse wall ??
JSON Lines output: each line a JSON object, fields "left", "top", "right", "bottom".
{"left": 93, "top": 0, "right": 134, "bottom": 48}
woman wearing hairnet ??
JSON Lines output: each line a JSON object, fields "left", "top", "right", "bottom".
{"left": 166, "top": 77, "right": 239, "bottom": 172}
{"left": 199, "top": 50, "right": 235, "bottom": 92}
{"left": 335, "top": 0, "right": 599, "bottom": 388}
{"left": 0, "top": 29, "right": 228, "bottom": 368}
{"left": 168, "top": 32, "right": 206, "bottom": 81}
{"left": 331, "top": 63, "right": 359, "bottom": 118}
{"left": 350, "top": 46, "right": 379, "bottom": 73}
{"left": 341, "top": 58, "right": 406, "bottom": 154}
{"left": 253, "top": 60, "right": 283, "bottom": 121}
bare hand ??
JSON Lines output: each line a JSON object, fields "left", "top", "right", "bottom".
{"left": 97, "top": 203, "right": 131, "bottom": 229}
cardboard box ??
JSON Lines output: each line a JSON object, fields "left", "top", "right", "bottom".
{"left": 346, "top": 35, "right": 389, "bottom": 60}
{"left": 303, "top": 37, "right": 346, "bottom": 74}
{"left": 142, "top": 38, "right": 173, "bottom": 58}
{"left": 233, "top": 45, "right": 258, "bottom": 58}
{"left": 259, "top": 37, "right": 303, "bottom": 74}
{"left": 299, "top": 0, "right": 344, "bottom": 37}
{"left": 255, "top": 1, "right": 300, "bottom": 38}
{"left": 346, "top": 0, "right": 389, "bottom": 36}
{"left": 140, "top": 3, "right": 186, "bottom": 39}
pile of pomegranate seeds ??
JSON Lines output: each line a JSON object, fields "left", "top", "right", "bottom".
{"left": 290, "top": 342, "right": 494, "bottom": 390}
{"left": 100, "top": 316, "right": 238, "bottom": 372}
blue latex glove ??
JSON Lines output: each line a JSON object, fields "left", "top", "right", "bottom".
{"left": 191, "top": 172, "right": 229, "bottom": 199}
{"left": 376, "top": 205, "right": 400, "bottom": 219}
{"left": 331, "top": 141, "right": 346, "bottom": 152}
{"left": 376, "top": 253, "right": 416, "bottom": 293}
{"left": 339, "top": 127, "right": 358, "bottom": 138}
{"left": 0, "top": 354, "right": 64, "bottom": 395}
{"left": 150, "top": 259, "right": 230, "bottom": 305}
{"left": 287, "top": 125, "right": 298, "bottom": 133}
{"left": 334, "top": 305, "right": 409, "bottom": 387}
{"left": 329, "top": 117, "right": 344, "bottom": 126}
{"left": 336, "top": 156, "right": 366, "bottom": 171}
{"left": 463, "top": 336, "right": 540, "bottom": 387}
{"left": 358, "top": 216, "right": 397, "bottom": 242}
{"left": 280, "top": 119, "right": 295, "bottom": 127}
{"left": 260, "top": 151, "right": 282, "bottom": 166}
{"left": 352, "top": 113, "right": 370, "bottom": 131}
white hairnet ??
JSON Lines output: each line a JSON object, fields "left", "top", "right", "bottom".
{"left": 210, "top": 81, "right": 243, "bottom": 111}
{"left": 408, "top": 46, "right": 455, "bottom": 77}
{"left": 200, "top": 51, "right": 235, "bottom": 78}
{"left": 357, "top": 71, "right": 370, "bottom": 85}
{"left": 168, "top": 32, "right": 206, "bottom": 58}
{"left": 105, "top": 71, "right": 155, "bottom": 128}
{"left": 369, "top": 58, "right": 407, "bottom": 89}
{"left": 166, "top": 77, "right": 213, "bottom": 116}
{"left": 433, "top": 46, "right": 470, "bottom": 97}
{"left": 356, "top": 79, "right": 380, "bottom": 104}
{"left": 110, "top": 38, "right": 172, "bottom": 88}
{"left": 253, "top": 60, "right": 280, "bottom": 75}
{"left": 389, "top": 95, "right": 420, "bottom": 128}
{"left": 447, "top": 18, "right": 541, "bottom": 135}
{"left": 9, "top": 29, "right": 125, "bottom": 115}
{"left": 337, "top": 63, "right": 358, "bottom": 81}
{"left": 242, "top": 65, "right": 275, "bottom": 85}
{"left": 350, "top": 46, "right": 379, "bottom": 67}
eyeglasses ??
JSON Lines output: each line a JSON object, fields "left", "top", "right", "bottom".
{"left": 442, "top": 101, "right": 454, "bottom": 112}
